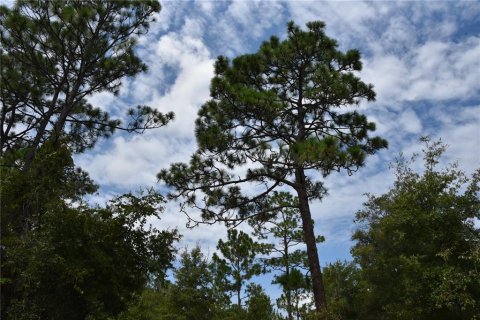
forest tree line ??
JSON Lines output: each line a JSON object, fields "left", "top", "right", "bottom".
{"left": 1, "top": 1, "right": 478, "bottom": 319}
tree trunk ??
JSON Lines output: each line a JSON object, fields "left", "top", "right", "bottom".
{"left": 295, "top": 168, "right": 327, "bottom": 314}
{"left": 286, "top": 281, "right": 293, "bottom": 320}
{"left": 22, "top": 90, "right": 61, "bottom": 172}
{"left": 284, "top": 236, "right": 293, "bottom": 320}
{"left": 237, "top": 283, "right": 241, "bottom": 309}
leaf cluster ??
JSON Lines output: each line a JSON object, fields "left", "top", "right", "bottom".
{"left": 351, "top": 138, "right": 480, "bottom": 319}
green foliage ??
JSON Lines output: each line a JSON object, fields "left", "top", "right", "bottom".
{"left": 120, "top": 245, "right": 252, "bottom": 320}
{"left": 250, "top": 192, "right": 317, "bottom": 319}
{"left": 0, "top": 2, "right": 177, "bottom": 314}
{"left": 352, "top": 138, "right": 480, "bottom": 319}
{"left": 120, "top": 277, "right": 277, "bottom": 320}
{"left": 245, "top": 283, "right": 277, "bottom": 320}
{"left": 165, "top": 246, "right": 217, "bottom": 320}
{"left": 0, "top": 0, "right": 172, "bottom": 164}
{"left": 160, "top": 20, "right": 386, "bottom": 224}
{"left": 275, "top": 268, "right": 313, "bottom": 320}
{"left": 322, "top": 261, "right": 368, "bottom": 320}
{"left": 118, "top": 288, "right": 171, "bottom": 320}
{"left": 3, "top": 192, "right": 179, "bottom": 320}
{"left": 0, "top": 144, "right": 179, "bottom": 319}
{"left": 212, "top": 229, "right": 269, "bottom": 308}
{"left": 0, "top": 141, "right": 96, "bottom": 236}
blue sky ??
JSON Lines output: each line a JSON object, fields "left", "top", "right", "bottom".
{"left": 71, "top": 0, "right": 480, "bottom": 298}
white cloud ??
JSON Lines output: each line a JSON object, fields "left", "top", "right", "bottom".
{"left": 151, "top": 36, "right": 214, "bottom": 137}
{"left": 226, "top": 0, "right": 285, "bottom": 38}
{"left": 435, "top": 106, "right": 480, "bottom": 174}
{"left": 151, "top": 200, "right": 229, "bottom": 252}
{"left": 286, "top": 2, "right": 480, "bottom": 107}
{"left": 380, "top": 15, "right": 418, "bottom": 53}
{"left": 195, "top": 0, "right": 215, "bottom": 16}
{"left": 363, "top": 36, "right": 480, "bottom": 105}
{"left": 78, "top": 136, "right": 166, "bottom": 187}
{"left": 363, "top": 55, "right": 408, "bottom": 104}
{"left": 399, "top": 109, "right": 422, "bottom": 134}
{"left": 405, "top": 37, "right": 480, "bottom": 101}
{"left": 287, "top": 1, "right": 376, "bottom": 32}
{"left": 86, "top": 91, "right": 118, "bottom": 113}
{"left": 78, "top": 28, "right": 214, "bottom": 189}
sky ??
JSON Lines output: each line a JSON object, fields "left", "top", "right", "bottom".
{"left": 70, "top": 0, "right": 480, "bottom": 295}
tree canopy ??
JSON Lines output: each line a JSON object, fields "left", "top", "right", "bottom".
{"left": 0, "top": 0, "right": 173, "bottom": 169}
{"left": 0, "top": 146, "right": 179, "bottom": 319}
{"left": 351, "top": 138, "right": 480, "bottom": 319}
{"left": 212, "top": 229, "right": 269, "bottom": 309}
{"left": 249, "top": 192, "right": 317, "bottom": 320}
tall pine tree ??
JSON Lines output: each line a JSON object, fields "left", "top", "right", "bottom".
{"left": 159, "top": 21, "right": 387, "bottom": 312}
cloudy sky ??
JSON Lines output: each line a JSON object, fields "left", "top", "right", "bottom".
{"left": 75, "top": 0, "right": 479, "bottom": 280}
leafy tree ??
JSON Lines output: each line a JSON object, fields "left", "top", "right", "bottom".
{"left": 1, "top": 141, "right": 97, "bottom": 318}
{"left": 159, "top": 21, "right": 387, "bottom": 312}
{"left": 0, "top": 0, "right": 173, "bottom": 169}
{"left": 275, "top": 268, "right": 312, "bottom": 320}
{"left": 166, "top": 246, "right": 216, "bottom": 320}
{"left": 118, "top": 288, "right": 171, "bottom": 320}
{"left": 322, "top": 261, "right": 367, "bottom": 320}
{"left": 0, "top": 140, "right": 97, "bottom": 237}
{"left": 249, "top": 191, "right": 318, "bottom": 320}
{"left": 0, "top": 141, "right": 179, "bottom": 319}
{"left": 212, "top": 229, "right": 269, "bottom": 310}
{"left": 209, "top": 262, "right": 237, "bottom": 319}
{"left": 2, "top": 189, "right": 179, "bottom": 320}
{"left": 245, "top": 283, "right": 277, "bottom": 320}
{"left": 1, "top": 2, "right": 178, "bottom": 319}
{"left": 120, "top": 245, "right": 243, "bottom": 320}
{"left": 352, "top": 138, "right": 480, "bottom": 319}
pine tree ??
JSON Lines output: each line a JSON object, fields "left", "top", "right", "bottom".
{"left": 159, "top": 21, "right": 387, "bottom": 312}
{"left": 0, "top": 0, "right": 173, "bottom": 169}
{"left": 169, "top": 246, "right": 216, "bottom": 320}
{"left": 249, "top": 192, "right": 319, "bottom": 320}
{"left": 211, "top": 229, "right": 269, "bottom": 310}
{"left": 245, "top": 283, "right": 276, "bottom": 320}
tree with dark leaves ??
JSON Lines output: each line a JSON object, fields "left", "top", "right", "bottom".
{"left": 352, "top": 138, "right": 480, "bottom": 319}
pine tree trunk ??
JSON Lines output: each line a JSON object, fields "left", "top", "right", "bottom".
{"left": 286, "top": 284, "right": 293, "bottom": 320}
{"left": 284, "top": 236, "right": 294, "bottom": 320}
{"left": 22, "top": 89, "right": 61, "bottom": 172}
{"left": 237, "top": 285, "right": 241, "bottom": 309}
{"left": 295, "top": 168, "right": 327, "bottom": 314}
